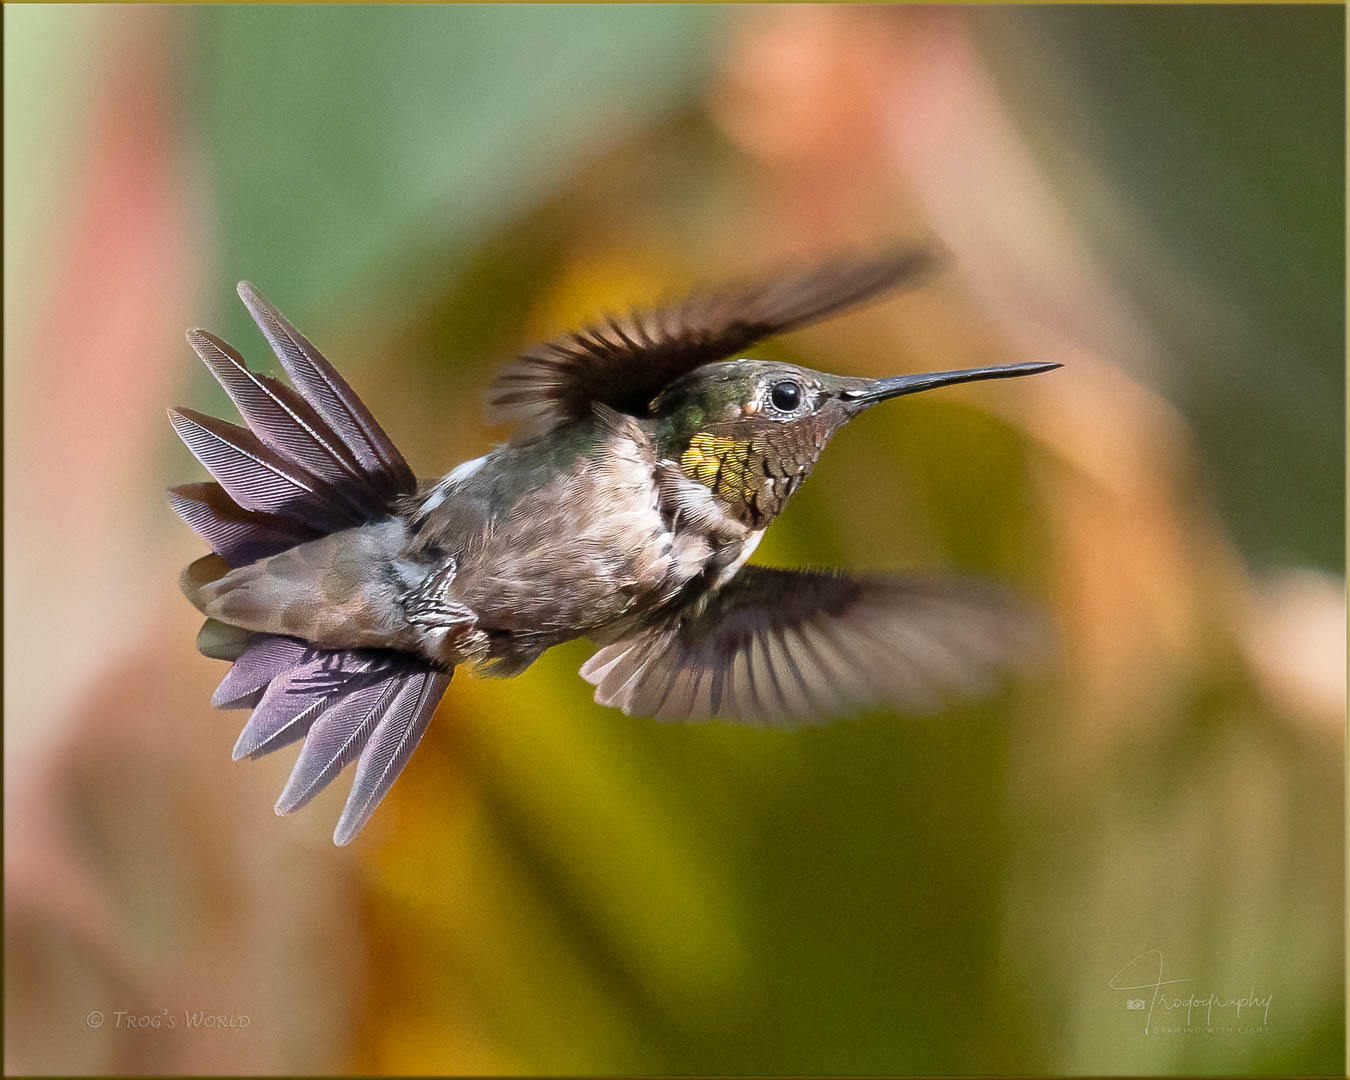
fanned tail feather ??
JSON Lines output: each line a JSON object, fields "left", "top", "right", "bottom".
{"left": 234, "top": 281, "right": 416, "bottom": 493}
{"left": 169, "top": 283, "right": 449, "bottom": 844}
{"left": 185, "top": 329, "right": 381, "bottom": 518}
{"left": 169, "top": 482, "right": 320, "bottom": 566}
{"left": 333, "top": 669, "right": 451, "bottom": 845}
{"left": 212, "top": 635, "right": 313, "bottom": 708}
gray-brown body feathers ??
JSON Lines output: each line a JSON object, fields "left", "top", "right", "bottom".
{"left": 196, "top": 405, "right": 753, "bottom": 676}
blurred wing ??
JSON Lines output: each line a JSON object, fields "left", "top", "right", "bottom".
{"left": 580, "top": 567, "right": 1044, "bottom": 726}
{"left": 486, "top": 247, "right": 938, "bottom": 442}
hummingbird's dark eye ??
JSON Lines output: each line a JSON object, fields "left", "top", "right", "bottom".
{"left": 769, "top": 380, "right": 803, "bottom": 412}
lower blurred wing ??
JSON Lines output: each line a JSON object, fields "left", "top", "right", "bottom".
{"left": 580, "top": 567, "right": 1045, "bottom": 726}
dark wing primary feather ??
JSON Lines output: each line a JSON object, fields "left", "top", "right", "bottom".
{"left": 486, "top": 247, "right": 939, "bottom": 443}
{"left": 580, "top": 567, "right": 1045, "bottom": 727}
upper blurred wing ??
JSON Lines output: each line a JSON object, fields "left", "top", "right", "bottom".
{"left": 486, "top": 247, "right": 938, "bottom": 443}
{"left": 580, "top": 567, "right": 1044, "bottom": 726}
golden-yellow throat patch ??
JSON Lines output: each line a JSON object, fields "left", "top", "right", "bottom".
{"left": 679, "top": 432, "right": 760, "bottom": 507}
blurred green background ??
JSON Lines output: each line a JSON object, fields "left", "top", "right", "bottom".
{"left": 4, "top": 4, "right": 1343, "bottom": 1075}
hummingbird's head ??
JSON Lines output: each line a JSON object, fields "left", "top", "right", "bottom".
{"left": 649, "top": 357, "right": 1059, "bottom": 527}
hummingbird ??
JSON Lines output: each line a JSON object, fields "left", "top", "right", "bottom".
{"left": 170, "top": 248, "right": 1058, "bottom": 844}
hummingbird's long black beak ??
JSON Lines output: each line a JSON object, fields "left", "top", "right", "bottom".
{"left": 840, "top": 361, "right": 1061, "bottom": 407}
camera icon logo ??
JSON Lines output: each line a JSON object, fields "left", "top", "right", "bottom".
{"left": 1125, "top": 999, "right": 1146, "bottom": 1011}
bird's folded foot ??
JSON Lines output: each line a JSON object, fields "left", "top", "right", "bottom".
{"left": 402, "top": 561, "right": 475, "bottom": 628}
